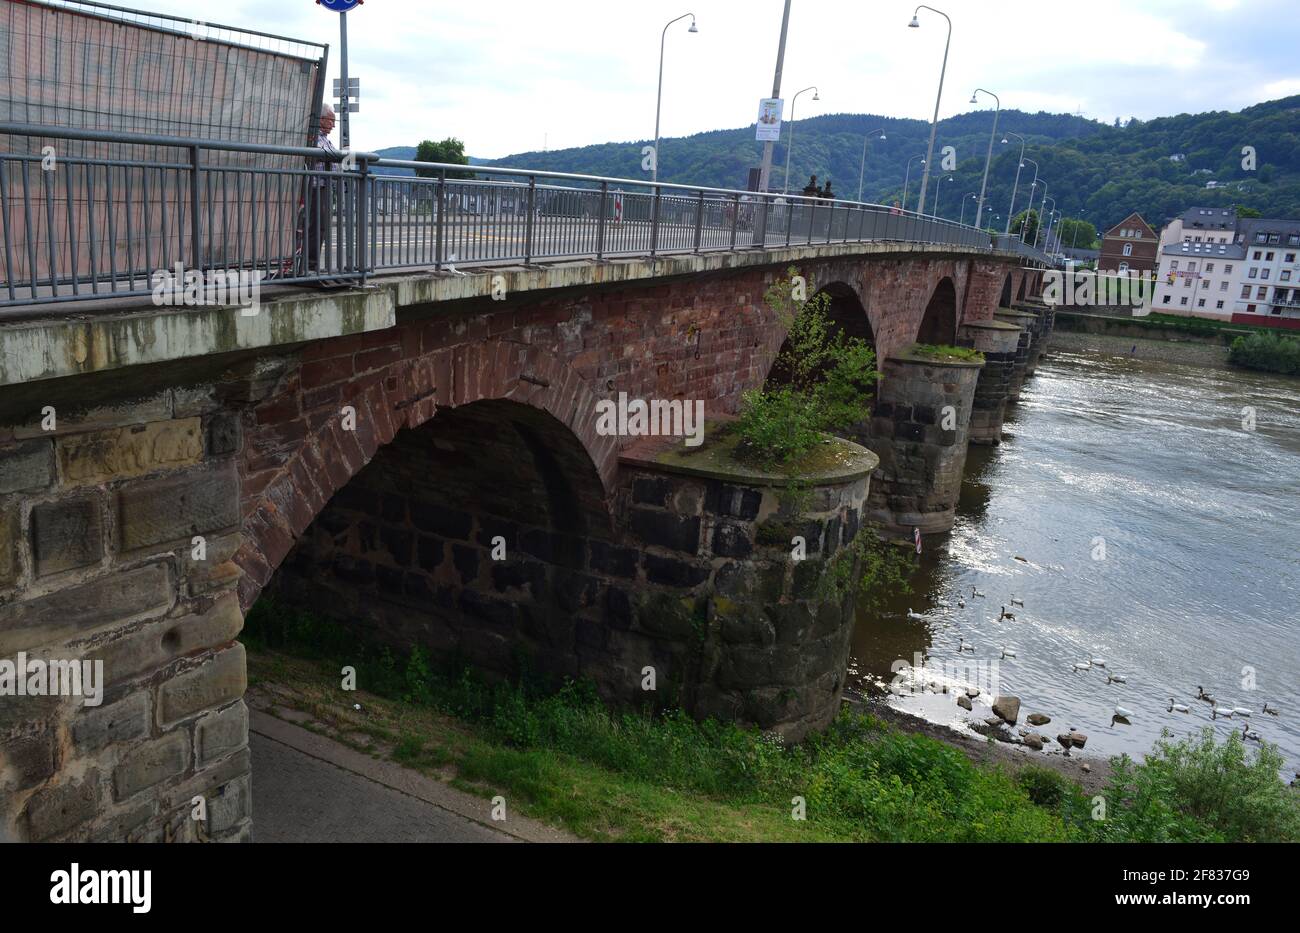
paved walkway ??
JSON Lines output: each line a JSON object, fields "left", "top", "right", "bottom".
{"left": 249, "top": 710, "right": 575, "bottom": 843}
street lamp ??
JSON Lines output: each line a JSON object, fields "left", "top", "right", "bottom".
{"left": 932, "top": 173, "right": 953, "bottom": 217}
{"left": 970, "top": 87, "right": 1000, "bottom": 229}
{"left": 1003, "top": 130, "right": 1026, "bottom": 236}
{"left": 908, "top": 5, "right": 951, "bottom": 219}
{"left": 1045, "top": 208, "right": 1061, "bottom": 253}
{"left": 857, "top": 127, "right": 887, "bottom": 203}
{"left": 903, "top": 155, "right": 925, "bottom": 211}
{"left": 783, "top": 86, "right": 820, "bottom": 196}
{"left": 1038, "top": 196, "right": 1055, "bottom": 249}
{"left": 960, "top": 191, "right": 976, "bottom": 226}
{"left": 652, "top": 12, "right": 697, "bottom": 183}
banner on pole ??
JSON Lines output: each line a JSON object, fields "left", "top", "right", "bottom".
{"left": 755, "top": 98, "right": 784, "bottom": 141}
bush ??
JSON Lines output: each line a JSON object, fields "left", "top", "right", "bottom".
{"left": 1227, "top": 330, "right": 1300, "bottom": 375}
{"left": 735, "top": 271, "right": 879, "bottom": 467}
{"left": 1090, "top": 728, "right": 1300, "bottom": 842}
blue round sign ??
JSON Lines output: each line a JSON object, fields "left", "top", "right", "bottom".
{"left": 318, "top": 0, "right": 362, "bottom": 11}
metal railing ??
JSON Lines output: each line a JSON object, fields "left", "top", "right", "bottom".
{"left": 0, "top": 122, "right": 1032, "bottom": 310}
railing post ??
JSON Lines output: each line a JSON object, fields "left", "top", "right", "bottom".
{"left": 807, "top": 198, "right": 816, "bottom": 246}
{"left": 756, "top": 193, "right": 770, "bottom": 249}
{"left": 356, "top": 156, "right": 369, "bottom": 284}
{"left": 729, "top": 193, "right": 740, "bottom": 251}
{"left": 188, "top": 145, "right": 201, "bottom": 273}
{"left": 649, "top": 184, "right": 660, "bottom": 257}
{"left": 524, "top": 174, "right": 536, "bottom": 263}
{"left": 692, "top": 189, "right": 704, "bottom": 254}
{"left": 786, "top": 198, "right": 793, "bottom": 248}
{"left": 596, "top": 180, "right": 608, "bottom": 260}
{"left": 435, "top": 169, "right": 446, "bottom": 271}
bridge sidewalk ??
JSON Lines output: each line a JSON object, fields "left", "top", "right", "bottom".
{"left": 249, "top": 708, "right": 577, "bottom": 843}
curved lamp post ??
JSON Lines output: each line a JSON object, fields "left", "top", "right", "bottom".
{"left": 902, "top": 155, "right": 925, "bottom": 210}
{"left": 960, "top": 191, "right": 976, "bottom": 226}
{"left": 1003, "top": 130, "right": 1025, "bottom": 236}
{"left": 908, "top": 5, "right": 951, "bottom": 219}
{"left": 970, "top": 87, "right": 1000, "bottom": 228}
{"left": 652, "top": 13, "right": 697, "bottom": 183}
{"left": 1038, "top": 196, "right": 1055, "bottom": 249}
{"left": 932, "top": 172, "right": 953, "bottom": 217}
{"left": 783, "top": 86, "right": 820, "bottom": 196}
{"left": 857, "top": 127, "right": 887, "bottom": 202}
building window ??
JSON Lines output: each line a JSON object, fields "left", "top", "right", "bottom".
{"left": 1262, "top": 269, "right": 1271, "bottom": 280}
{"left": 1197, "top": 298, "right": 1206, "bottom": 307}
{"left": 1180, "top": 296, "right": 1189, "bottom": 305}
{"left": 1162, "top": 295, "right": 1171, "bottom": 304}
{"left": 1206, "top": 263, "right": 1215, "bottom": 272}
{"left": 1249, "top": 268, "right": 1258, "bottom": 278}
{"left": 1184, "top": 277, "right": 1192, "bottom": 287}
{"left": 1171, "top": 260, "right": 1179, "bottom": 269}
{"left": 1258, "top": 287, "right": 1268, "bottom": 299}
{"left": 1241, "top": 285, "right": 1252, "bottom": 298}
{"left": 1220, "top": 280, "right": 1229, "bottom": 291}
{"left": 1266, "top": 252, "right": 1275, "bottom": 261}
{"left": 1287, "top": 253, "right": 1297, "bottom": 263}
{"left": 1216, "top": 300, "right": 1224, "bottom": 309}
{"left": 1283, "top": 271, "right": 1292, "bottom": 282}
{"left": 1119, "top": 262, "right": 1129, "bottom": 273}
{"left": 1247, "top": 304, "right": 1257, "bottom": 312}
{"left": 1123, "top": 243, "right": 1133, "bottom": 256}
{"left": 1253, "top": 250, "right": 1262, "bottom": 259}
{"left": 1202, "top": 279, "right": 1210, "bottom": 288}
{"left": 1224, "top": 264, "right": 1233, "bottom": 274}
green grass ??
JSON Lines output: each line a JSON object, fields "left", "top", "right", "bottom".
{"left": 243, "top": 596, "right": 1300, "bottom": 842}
{"left": 908, "top": 343, "right": 986, "bottom": 363}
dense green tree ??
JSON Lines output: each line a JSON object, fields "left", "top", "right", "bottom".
{"left": 413, "top": 138, "right": 474, "bottom": 179}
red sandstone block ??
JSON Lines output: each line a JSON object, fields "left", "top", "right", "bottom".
{"left": 300, "top": 357, "right": 353, "bottom": 389}
{"left": 255, "top": 395, "right": 299, "bottom": 426}
{"left": 356, "top": 345, "right": 403, "bottom": 373}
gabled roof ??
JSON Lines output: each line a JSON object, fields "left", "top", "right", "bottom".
{"left": 1104, "top": 212, "right": 1156, "bottom": 238}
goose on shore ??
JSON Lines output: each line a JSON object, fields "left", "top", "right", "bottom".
{"left": 1106, "top": 673, "right": 1126, "bottom": 685}
{"left": 1263, "top": 702, "right": 1280, "bottom": 716}
{"left": 906, "top": 608, "right": 925, "bottom": 620}
{"left": 971, "top": 586, "right": 985, "bottom": 599}
{"left": 1000, "top": 648, "right": 1016, "bottom": 660}
{"left": 999, "top": 606, "right": 1016, "bottom": 621}
{"left": 1196, "top": 686, "right": 1215, "bottom": 702}
{"left": 1212, "top": 706, "right": 1235, "bottom": 719}
{"left": 1167, "top": 698, "right": 1190, "bottom": 714}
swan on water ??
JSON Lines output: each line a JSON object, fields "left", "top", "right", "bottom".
{"left": 1167, "top": 698, "right": 1190, "bottom": 713}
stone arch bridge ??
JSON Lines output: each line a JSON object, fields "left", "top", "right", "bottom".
{"left": 0, "top": 241, "right": 1050, "bottom": 842}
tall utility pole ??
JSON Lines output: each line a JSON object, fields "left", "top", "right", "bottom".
{"left": 757, "top": 0, "right": 793, "bottom": 194}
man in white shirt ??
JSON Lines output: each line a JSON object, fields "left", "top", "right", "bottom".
{"left": 305, "top": 104, "right": 339, "bottom": 274}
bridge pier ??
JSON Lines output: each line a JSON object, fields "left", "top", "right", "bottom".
{"left": 863, "top": 351, "right": 983, "bottom": 535}
{"left": 957, "top": 320, "right": 1022, "bottom": 445}
{"left": 993, "top": 308, "right": 1037, "bottom": 403}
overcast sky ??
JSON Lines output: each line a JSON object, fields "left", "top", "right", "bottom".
{"left": 126, "top": 0, "right": 1300, "bottom": 157}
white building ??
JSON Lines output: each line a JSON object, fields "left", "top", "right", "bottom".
{"left": 1152, "top": 208, "right": 1300, "bottom": 326}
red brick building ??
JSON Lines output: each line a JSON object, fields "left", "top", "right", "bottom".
{"left": 1098, "top": 212, "right": 1158, "bottom": 274}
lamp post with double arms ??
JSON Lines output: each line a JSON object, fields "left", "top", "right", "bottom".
{"left": 857, "top": 127, "right": 887, "bottom": 202}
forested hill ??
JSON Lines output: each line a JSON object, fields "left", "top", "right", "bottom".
{"left": 457, "top": 95, "right": 1300, "bottom": 234}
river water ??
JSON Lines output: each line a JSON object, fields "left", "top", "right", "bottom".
{"left": 850, "top": 345, "right": 1300, "bottom": 775}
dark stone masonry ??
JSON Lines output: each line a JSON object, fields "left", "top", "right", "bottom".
{"left": 0, "top": 249, "right": 1046, "bottom": 842}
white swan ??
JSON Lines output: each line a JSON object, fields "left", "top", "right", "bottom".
{"left": 1212, "top": 706, "right": 1234, "bottom": 719}
{"left": 1073, "top": 661, "right": 1092, "bottom": 672}
{"left": 1000, "top": 648, "right": 1016, "bottom": 660}
{"left": 1111, "top": 706, "right": 1132, "bottom": 726}
{"left": 958, "top": 637, "right": 975, "bottom": 653}
{"left": 906, "top": 608, "right": 925, "bottom": 620}
{"left": 1091, "top": 658, "right": 1106, "bottom": 668}
{"left": 1106, "top": 673, "right": 1126, "bottom": 685}
{"left": 1167, "top": 698, "right": 1190, "bottom": 713}
{"left": 971, "top": 586, "right": 985, "bottom": 599}
{"left": 1010, "top": 596, "right": 1024, "bottom": 607}
{"left": 1232, "top": 707, "right": 1252, "bottom": 718}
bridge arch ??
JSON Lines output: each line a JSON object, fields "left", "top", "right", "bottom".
{"left": 762, "top": 280, "right": 875, "bottom": 389}
{"left": 916, "top": 276, "right": 959, "bottom": 346}
{"left": 235, "top": 340, "right": 618, "bottom": 612}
